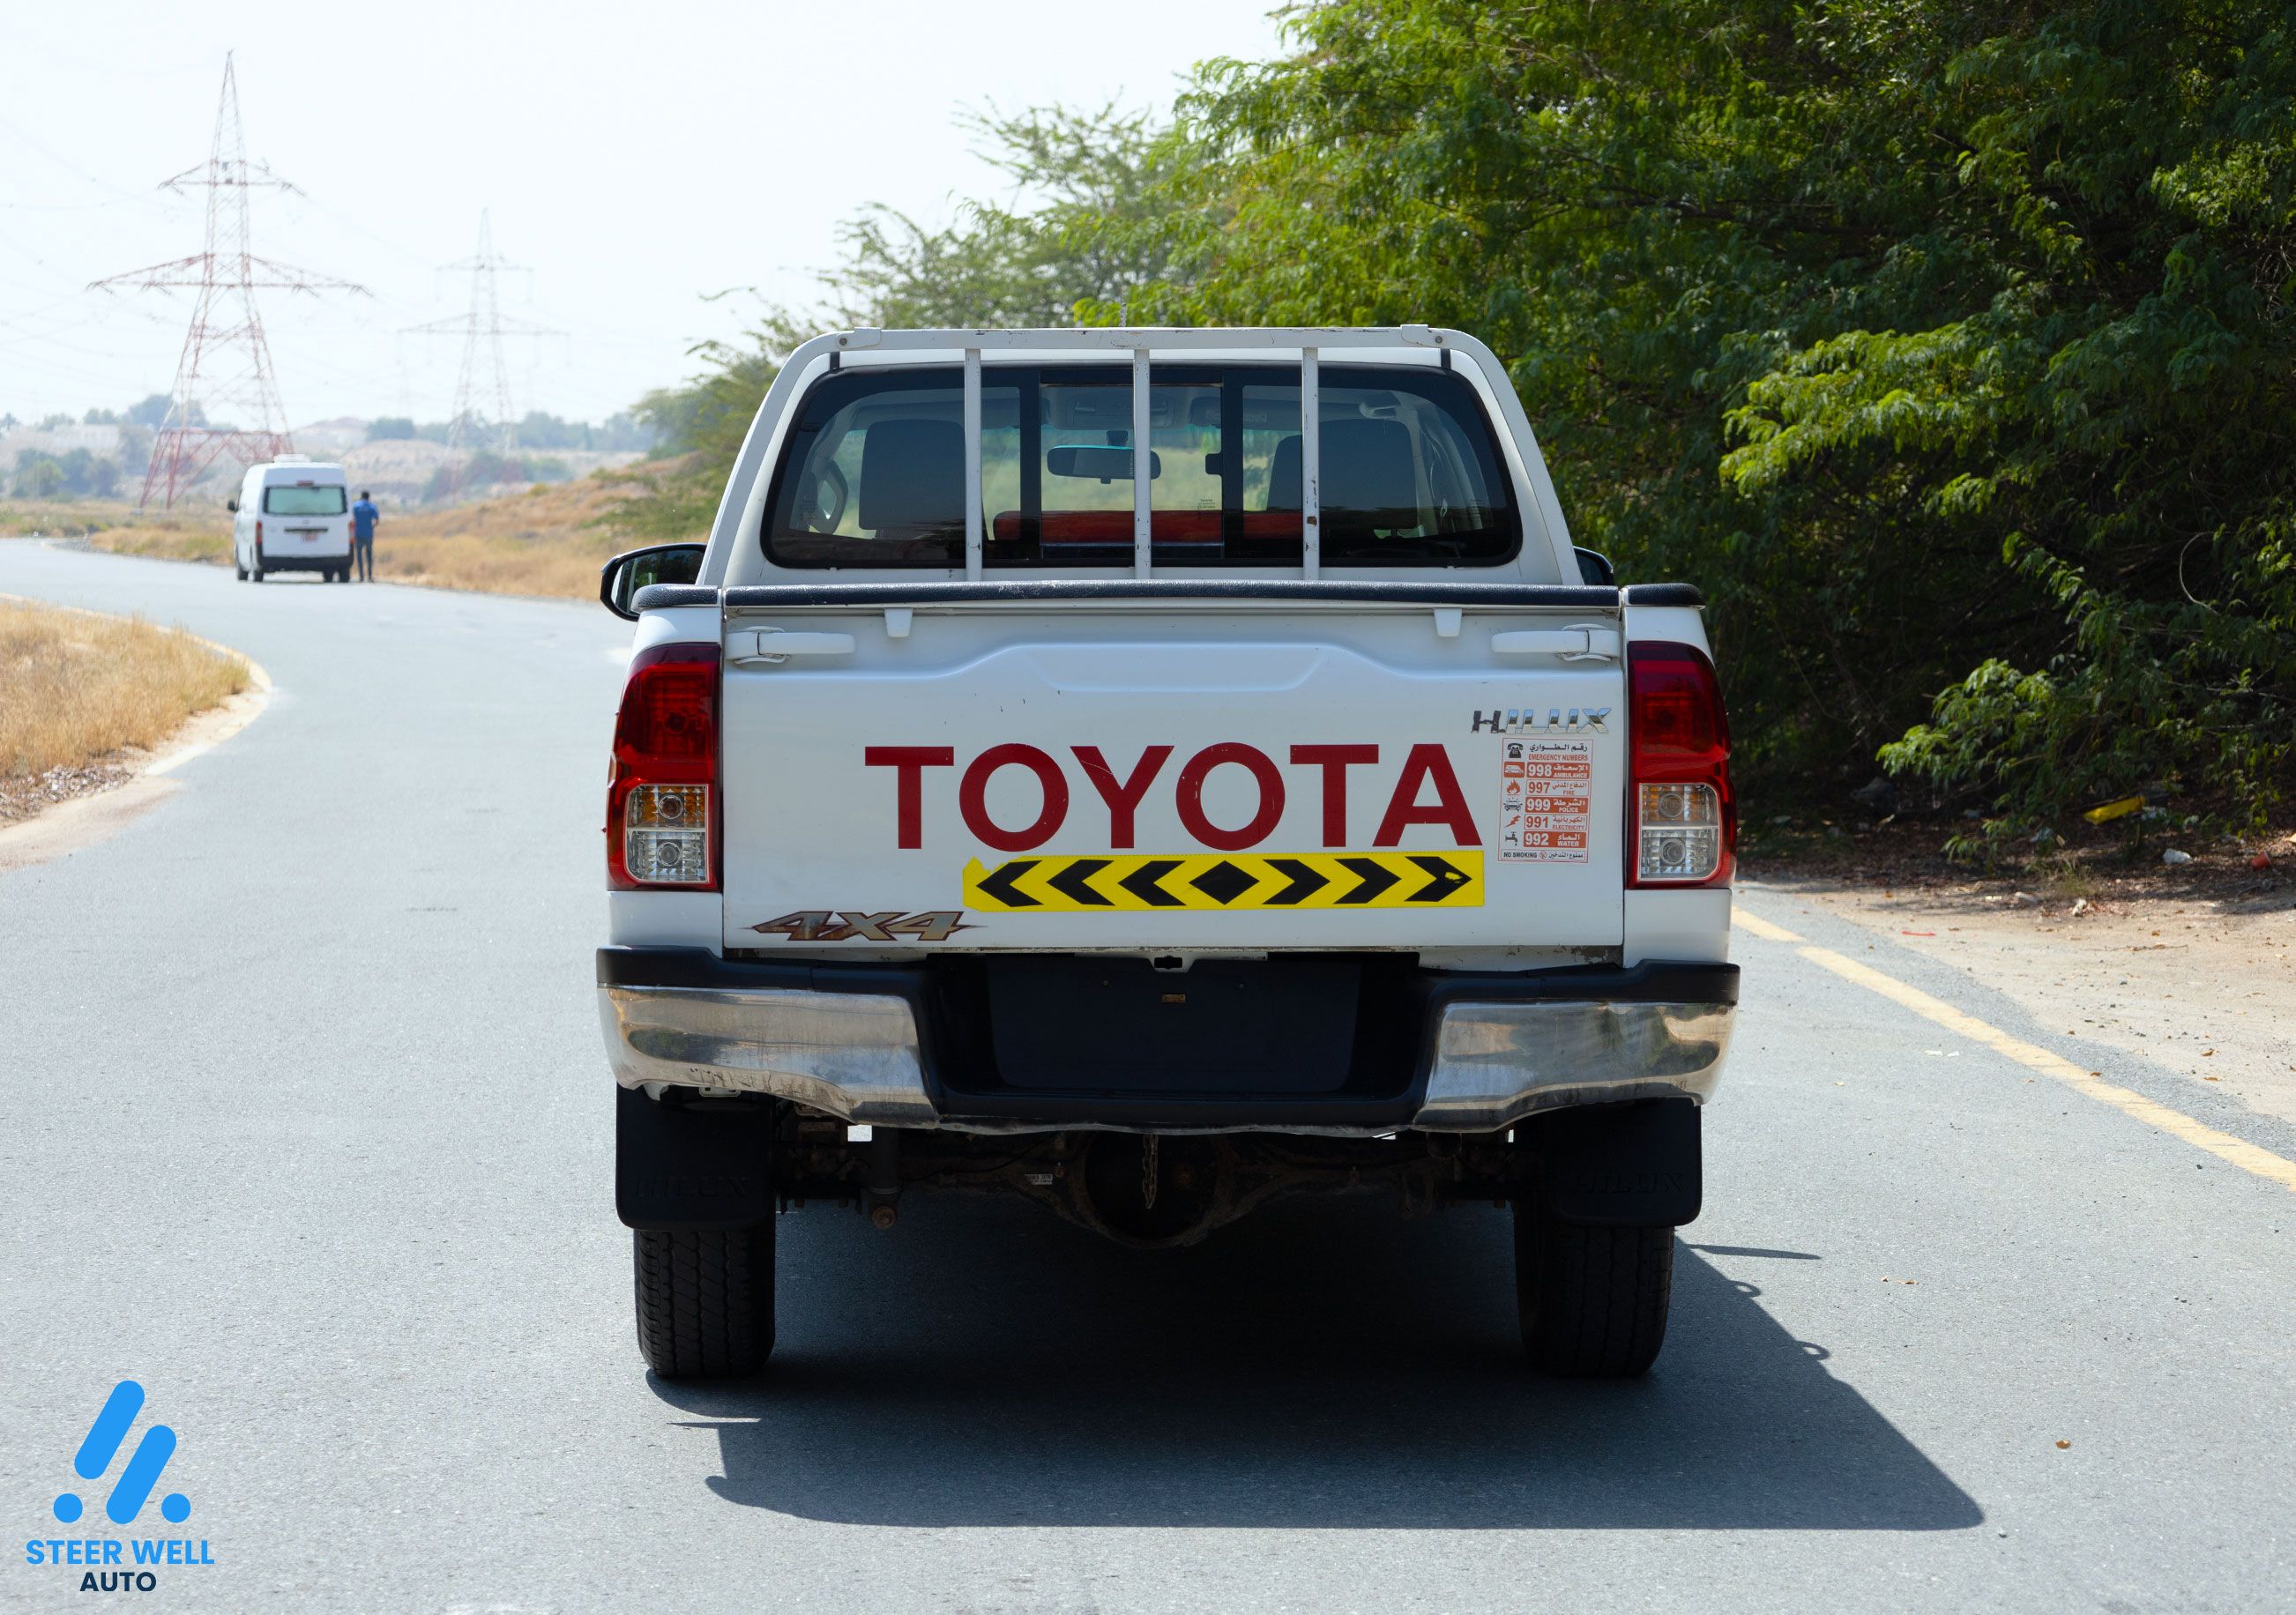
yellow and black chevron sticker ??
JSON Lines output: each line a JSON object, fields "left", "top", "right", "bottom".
{"left": 961, "top": 851, "right": 1483, "bottom": 912}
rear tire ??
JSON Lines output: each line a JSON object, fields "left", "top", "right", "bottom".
{"left": 633, "top": 1223, "right": 775, "bottom": 1381}
{"left": 249, "top": 553, "right": 265, "bottom": 583}
{"left": 1513, "top": 1205, "right": 1674, "bottom": 1378}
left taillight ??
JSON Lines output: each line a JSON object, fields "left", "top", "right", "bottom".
{"left": 1627, "top": 640, "right": 1734, "bottom": 888}
{"left": 607, "top": 643, "right": 719, "bottom": 890}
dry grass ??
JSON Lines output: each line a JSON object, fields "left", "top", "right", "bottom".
{"left": 369, "top": 473, "right": 660, "bottom": 598}
{"left": 77, "top": 511, "right": 235, "bottom": 567}
{"left": 69, "top": 468, "right": 675, "bottom": 600}
{"left": 0, "top": 599, "right": 248, "bottom": 780}
{"left": 0, "top": 499, "right": 145, "bottom": 538}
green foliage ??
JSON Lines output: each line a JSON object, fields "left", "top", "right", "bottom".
{"left": 123, "top": 393, "right": 193, "bottom": 428}
{"left": 1126, "top": 0, "right": 2294, "bottom": 824}
{"left": 622, "top": 2, "right": 2296, "bottom": 824}
{"left": 420, "top": 450, "right": 569, "bottom": 502}
{"left": 511, "top": 410, "right": 650, "bottom": 452}
{"left": 367, "top": 417, "right": 418, "bottom": 442}
{"left": 9, "top": 448, "right": 119, "bottom": 499}
{"left": 11, "top": 452, "right": 63, "bottom": 499}
{"left": 620, "top": 104, "right": 1174, "bottom": 541}
{"left": 814, "top": 103, "right": 1178, "bottom": 329}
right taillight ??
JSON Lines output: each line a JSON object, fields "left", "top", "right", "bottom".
{"left": 1628, "top": 640, "right": 1734, "bottom": 887}
{"left": 608, "top": 643, "right": 719, "bottom": 890}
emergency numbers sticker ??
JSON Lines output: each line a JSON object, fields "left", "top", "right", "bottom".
{"left": 1498, "top": 738, "right": 1592, "bottom": 863}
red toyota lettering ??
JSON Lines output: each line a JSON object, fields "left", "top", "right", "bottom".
{"left": 1174, "top": 742, "right": 1286, "bottom": 851}
{"left": 1374, "top": 742, "right": 1480, "bottom": 847}
{"left": 1072, "top": 744, "right": 1173, "bottom": 850}
{"left": 862, "top": 746, "right": 953, "bottom": 850}
{"left": 958, "top": 743, "right": 1070, "bottom": 851}
{"left": 1288, "top": 743, "right": 1378, "bottom": 847}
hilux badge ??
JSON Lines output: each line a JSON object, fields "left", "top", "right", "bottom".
{"left": 1472, "top": 707, "right": 1610, "bottom": 734}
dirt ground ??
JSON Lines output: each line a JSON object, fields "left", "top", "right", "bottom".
{"left": 1745, "top": 821, "right": 2296, "bottom": 1130}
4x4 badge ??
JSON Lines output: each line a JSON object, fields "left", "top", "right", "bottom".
{"left": 749, "top": 910, "right": 973, "bottom": 941}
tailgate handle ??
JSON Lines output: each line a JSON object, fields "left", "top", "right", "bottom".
{"left": 729, "top": 629, "right": 857, "bottom": 665}
{"left": 1490, "top": 624, "right": 1621, "bottom": 661}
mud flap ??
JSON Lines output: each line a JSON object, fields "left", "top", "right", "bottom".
{"left": 1528, "top": 1097, "right": 1701, "bottom": 1227}
{"left": 615, "top": 1086, "right": 775, "bottom": 1232}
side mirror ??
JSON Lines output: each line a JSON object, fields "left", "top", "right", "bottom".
{"left": 226, "top": 498, "right": 238, "bottom": 512}
{"left": 1574, "top": 546, "right": 1616, "bottom": 586}
{"left": 600, "top": 543, "right": 706, "bottom": 621}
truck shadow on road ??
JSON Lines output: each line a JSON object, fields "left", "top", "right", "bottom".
{"left": 650, "top": 1194, "right": 1980, "bottom": 1531}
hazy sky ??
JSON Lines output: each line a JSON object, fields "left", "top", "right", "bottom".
{"left": 0, "top": 1, "right": 1288, "bottom": 429}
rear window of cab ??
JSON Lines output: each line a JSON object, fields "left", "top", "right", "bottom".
{"left": 763, "top": 363, "right": 1520, "bottom": 569}
{"left": 262, "top": 484, "right": 347, "bottom": 516}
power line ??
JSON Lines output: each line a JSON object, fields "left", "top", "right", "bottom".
{"left": 402, "top": 209, "right": 559, "bottom": 482}
{"left": 86, "top": 52, "right": 369, "bottom": 509}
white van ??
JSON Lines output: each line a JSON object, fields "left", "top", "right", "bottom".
{"left": 230, "top": 459, "right": 354, "bottom": 583}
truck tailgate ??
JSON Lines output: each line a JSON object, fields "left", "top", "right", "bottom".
{"left": 719, "top": 600, "right": 1625, "bottom": 952}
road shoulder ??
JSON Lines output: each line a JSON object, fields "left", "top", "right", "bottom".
{"left": 0, "top": 596, "right": 273, "bottom": 874}
{"left": 1748, "top": 875, "right": 2296, "bottom": 1131}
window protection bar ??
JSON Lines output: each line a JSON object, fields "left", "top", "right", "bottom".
{"left": 719, "top": 325, "right": 1578, "bottom": 587}
{"left": 907, "top": 325, "right": 1454, "bottom": 580}
{"left": 962, "top": 347, "right": 983, "bottom": 581}
{"left": 1131, "top": 346, "right": 1151, "bottom": 578}
{"left": 1301, "top": 346, "right": 1320, "bottom": 581}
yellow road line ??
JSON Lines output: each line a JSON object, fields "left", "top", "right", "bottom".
{"left": 1733, "top": 910, "right": 1803, "bottom": 942}
{"left": 1734, "top": 908, "right": 2296, "bottom": 1194}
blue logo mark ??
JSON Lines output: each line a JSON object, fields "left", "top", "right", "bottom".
{"left": 54, "top": 1381, "right": 190, "bottom": 1526}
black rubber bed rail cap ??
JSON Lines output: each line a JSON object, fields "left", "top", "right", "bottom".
{"left": 1622, "top": 582, "right": 1705, "bottom": 607}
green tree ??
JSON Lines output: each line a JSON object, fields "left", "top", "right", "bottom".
{"left": 11, "top": 451, "right": 63, "bottom": 499}
{"left": 1130, "top": 0, "right": 2294, "bottom": 826}
{"left": 123, "top": 393, "right": 195, "bottom": 428}
{"left": 621, "top": 103, "right": 1174, "bottom": 540}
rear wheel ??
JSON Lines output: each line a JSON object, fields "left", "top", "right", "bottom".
{"left": 233, "top": 553, "right": 247, "bottom": 581}
{"left": 248, "top": 551, "right": 265, "bottom": 583}
{"left": 1513, "top": 1204, "right": 1674, "bottom": 1378}
{"left": 633, "top": 1223, "right": 775, "bottom": 1381}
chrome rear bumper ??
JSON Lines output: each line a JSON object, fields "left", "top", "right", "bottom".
{"left": 598, "top": 950, "right": 1732, "bottom": 1136}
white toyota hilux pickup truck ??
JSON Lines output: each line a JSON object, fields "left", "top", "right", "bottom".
{"left": 595, "top": 326, "right": 1735, "bottom": 1381}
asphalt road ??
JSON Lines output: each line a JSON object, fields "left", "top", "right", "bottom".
{"left": 4, "top": 538, "right": 2292, "bottom": 1612}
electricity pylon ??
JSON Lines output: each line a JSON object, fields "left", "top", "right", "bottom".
{"left": 402, "top": 211, "right": 559, "bottom": 490}
{"left": 91, "top": 53, "right": 367, "bottom": 509}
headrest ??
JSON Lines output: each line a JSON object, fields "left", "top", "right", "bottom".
{"left": 1321, "top": 418, "right": 1417, "bottom": 524}
{"left": 858, "top": 419, "right": 963, "bottom": 532}
{"left": 1266, "top": 434, "right": 1302, "bottom": 510}
{"left": 1264, "top": 420, "right": 1416, "bottom": 524}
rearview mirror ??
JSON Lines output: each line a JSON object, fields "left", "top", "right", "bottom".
{"left": 1574, "top": 547, "right": 1617, "bottom": 586}
{"left": 1047, "top": 443, "right": 1161, "bottom": 483}
{"left": 600, "top": 543, "right": 706, "bottom": 621}
{"left": 226, "top": 498, "right": 238, "bottom": 512}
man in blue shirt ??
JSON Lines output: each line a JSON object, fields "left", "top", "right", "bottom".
{"left": 350, "top": 490, "right": 380, "bottom": 582}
